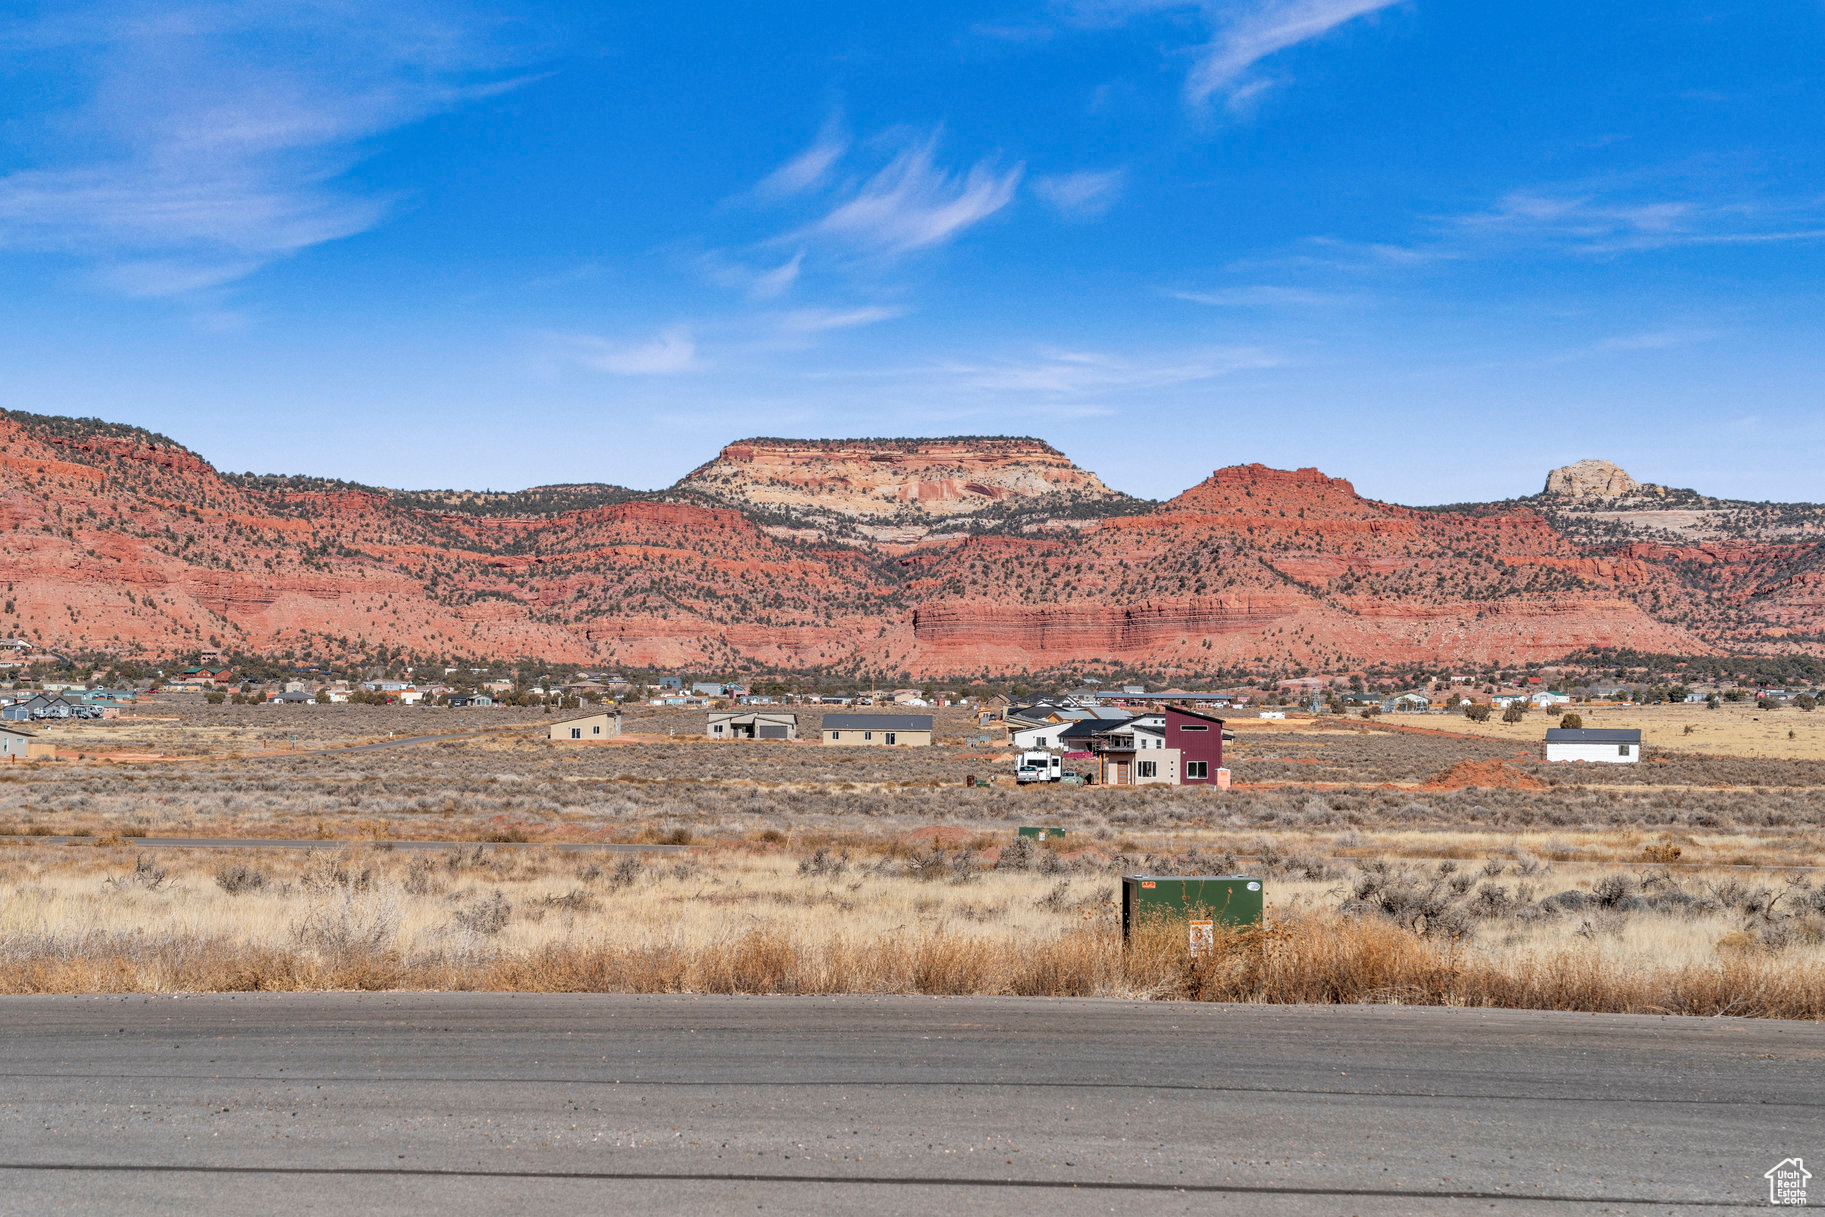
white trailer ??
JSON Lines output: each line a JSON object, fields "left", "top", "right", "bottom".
{"left": 1015, "top": 750, "right": 1064, "bottom": 783}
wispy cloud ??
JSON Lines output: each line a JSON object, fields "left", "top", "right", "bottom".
{"left": 1452, "top": 190, "right": 1825, "bottom": 255}
{"left": 773, "top": 306, "right": 903, "bottom": 335}
{"left": 936, "top": 344, "right": 1279, "bottom": 395}
{"left": 796, "top": 133, "right": 1023, "bottom": 257}
{"left": 571, "top": 327, "right": 698, "bottom": 375}
{"left": 1034, "top": 169, "right": 1127, "bottom": 221}
{"left": 1187, "top": 0, "right": 1403, "bottom": 105}
{"left": 0, "top": 1, "right": 533, "bottom": 298}
{"left": 1068, "top": 0, "right": 1402, "bottom": 106}
{"left": 754, "top": 118, "right": 848, "bottom": 200}
{"left": 1170, "top": 284, "right": 1355, "bottom": 307}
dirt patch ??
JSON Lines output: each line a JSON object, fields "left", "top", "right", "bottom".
{"left": 904, "top": 825, "right": 974, "bottom": 845}
{"left": 1421, "top": 760, "right": 1546, "bottom": 791}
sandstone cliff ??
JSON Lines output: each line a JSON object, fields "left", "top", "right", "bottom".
{"left": 3, "top": 409, "right": 1820, "bottom": 674}
{"left": 675, "top": 437, "right": 1131, "bottom": 542}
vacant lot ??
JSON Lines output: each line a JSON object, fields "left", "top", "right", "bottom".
{"left": 3, "top": 699, "right": 1821, "bottom": 1014}
{"left": 1394, "top": 700, "right": 1825, "bottom": 760}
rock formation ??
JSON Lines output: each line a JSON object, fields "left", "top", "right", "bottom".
{"left": 1544, "top": 459, "right": 1658, "bottom": 499}
{"left": 1, "top": 408, "right": 1818, "bottom": 674}
{"left": 677, "top": 437, "right": 1126, "bottom": 541}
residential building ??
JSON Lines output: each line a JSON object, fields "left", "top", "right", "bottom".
{"left": 1010, "top": 720, "right": 1085, "bottom": 750}
{"left": 1545, "top": 727, "right": 1641, "bottom": 764}
{"left": 692, "top": 682, "right": 728, "bottom": 697}
{"left": 1055, "top": 718, "right": 1116, "bottom": 755}
{"left": 550, "top": 712, "right": 622, "bottom": 742}
{"left": 0, "top": 725, "right": 33, "bottom": 760}
{"left": 1090, "top": 719, "right": 1179, "bottom": 786}
{"left": 447, "top": 694, "right": 494, "bottom": 709}
{"left": 1165, "top": 706, "right": 1226, "bottom": 784}
{"left": 708, "top": 712, "right": 798, "bottom": 740}
{"left": 820, "top": 714, "right": 933, "bottom": 747}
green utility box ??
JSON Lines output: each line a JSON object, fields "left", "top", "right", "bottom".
{"left": 1018, "top": 826, "right": 1067, "bottom": 840}
{"left": 1121, "top": 875, "right": 1264, "bottom": 940}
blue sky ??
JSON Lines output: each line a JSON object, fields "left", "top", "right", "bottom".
{"left": 2, "top": 1, "right": 1824, "bottom": 504}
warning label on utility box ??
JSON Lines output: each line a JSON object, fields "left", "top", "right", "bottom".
{"left": 1188, "top": 919, "right": 1214, "bottom": 957}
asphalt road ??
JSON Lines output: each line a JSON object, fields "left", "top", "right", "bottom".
{"left": 0, "top": 996, "right": 1815, "bottom": 1216}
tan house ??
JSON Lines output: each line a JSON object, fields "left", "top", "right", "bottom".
{"left": 1090, "top": 721, "right": 1180, "bottom": 786}
{"left": 820, "top": 713, "right": 933, "bottom": 747}
{"left": 0, "top": 725, "right": 34, "bottom": 761}
{"left": 549, "top": 712, "right": 621, "bottom": 742}
{"left": 708, "top": 712, "right": 798, "bottom": 740}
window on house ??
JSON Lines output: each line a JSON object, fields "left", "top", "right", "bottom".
{"left": 570, "top": 728, "right": 581, "bottom": 739}
{"left": 592, "top": 725, "right": 601, "bottom": 734}
{"left": 1619, "top": 744, "right": 1631, "bottom": 756}
{"left": 1138, "top": 761, "right": 1156, "bottom": 778}
{"left": 831, "top": 731, "right": 840, "bottom": 740}
{"left": 864, "top": 732, "right": 873, "bottom": 741}
{"left": 1179, "top": 724, "right": 1208, "bottom": 732}
{"left": 885, "top": 732, "right": 896, "bottom": 745}
{"left": 1185, "top": 761, "right": 1208, "bottom": 779}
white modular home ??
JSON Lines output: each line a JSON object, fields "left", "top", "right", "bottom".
{"left": 1544, "top": 727, "right": 1641, "bottom": 764}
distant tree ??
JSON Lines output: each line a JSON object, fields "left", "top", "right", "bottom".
{"left": 205, "top": 691, "right": 225, "bottom": 704}
{"left": 1560, "top": 712, "right": 1584, "bottom": 729}
{"left": 1501, "top": 705, "right": 1525, "bottom": 724}
{"left": 315, "top": 689, "right": 331, "bottom": 704}
{"left": 1796, "top": 694, "right": 1817, "bottom": 712}
{"left": 1463, "top": 703, "right": 1491, "bottom": 723}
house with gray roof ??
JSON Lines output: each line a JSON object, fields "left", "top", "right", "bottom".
{"left": 820, "top": 713, "right": 933, "bottom": 747}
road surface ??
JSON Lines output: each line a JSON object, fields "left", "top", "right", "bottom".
{"left": 0, "top": 995, "right": 1814, "bottom": 1215}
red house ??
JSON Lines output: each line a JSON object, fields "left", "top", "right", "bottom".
{"left": 1164, "top": 705, "right": 1225, "bottom": 784}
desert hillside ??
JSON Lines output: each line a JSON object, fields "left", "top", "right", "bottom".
{"left": 3, "top": 409, "right": 1821, "bottom": 673}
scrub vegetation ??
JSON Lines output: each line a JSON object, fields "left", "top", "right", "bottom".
{"left": 2, "top": 702, "right": 1822, "bottom": 1016}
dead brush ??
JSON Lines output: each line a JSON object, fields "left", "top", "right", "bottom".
{"left": 1343, "top": 860, "right": 1474, "bottom": 941}
{"left": 996, "top": 836, "right": 1035, "bottom": 871}
{"left": 453, "top": 890, "right": 512, "bottom": 936}
{"left": 910, "top": 847, "right": 951, "bottom": 883}
{"left": 537, "top": 888, "right": 599, "bottom": 914}
{"left": 797, "top": 848, "right": 847, "bottom": 878}
{"left": 403, "top": 855, "right": 443, "bottom": 896}
{"left": 608, "top": 855, "right": 643, "bottom": 889}
{"left": 213, "top": 862, "right": 267, "bottom": 895}
{"left": 299, "top": 852, "right": 372, "bottom": 894}
{"left": 104, "top": 854, "right": 169, "bottom": 892}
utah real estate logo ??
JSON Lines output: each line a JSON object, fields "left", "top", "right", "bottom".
{"left": 1765, "top": 1158, "right": 1809, "bottom": 1206}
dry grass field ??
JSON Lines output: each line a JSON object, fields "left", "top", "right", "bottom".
{"left": 1392, "top": 700, "right": 1825, "bottom": 760}
{"left": 3, "top": 696, "right": 1823, "bottom": 1015}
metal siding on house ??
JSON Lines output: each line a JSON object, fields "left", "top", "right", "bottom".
{"left": 549, "top": 713, "right": 619, "bottom": 741}
{"left": 1164, "top": 707, "right": 1224, "bottom": 783}
{"left": 1546, "top": 742, "right": 1639, "bottom": 764}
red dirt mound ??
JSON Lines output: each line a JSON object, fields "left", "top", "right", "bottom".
{"left": 903, "top": 825, "right": 974, "bottom": 845}
{"left": 1421, "top": 760, "right": 1545, "bottom": 791}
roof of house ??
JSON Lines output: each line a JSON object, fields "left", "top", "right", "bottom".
{"left": 1058, "top": 718, "right": 1125, "bottom": 742}
{"left": 1544, "top": 728, "right": 1642, "bottom": 743}
{"left": 1166, "top": 704, "right": 1228, "bottom": 725}
{"left": 0, "top": 723, "right": 35, "bottom": 737}
{"left": 821, "top": 714, "right": 933, "bottom": 732}
{"left": 709, "top": 711, "right": 797, "bottom": 723}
